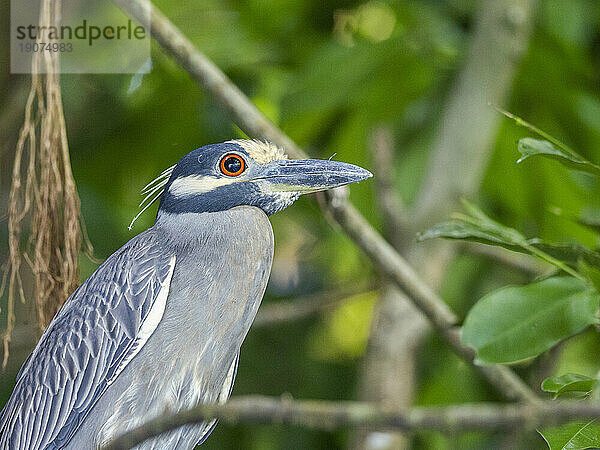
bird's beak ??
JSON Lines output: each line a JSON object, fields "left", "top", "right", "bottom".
{"left": 253, "top": 159, "right": 373, "bottom": 194}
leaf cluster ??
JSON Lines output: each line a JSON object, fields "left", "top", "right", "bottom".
{"left": 419, "top": 114, "right": 600, "bottom": 448}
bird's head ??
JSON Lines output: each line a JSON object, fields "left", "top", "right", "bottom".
{"left": 130, "top": 140, "right": 372, "bottom": 228}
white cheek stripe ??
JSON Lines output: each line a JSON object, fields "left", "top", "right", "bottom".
{"left": 169, "top": 175, "right": 239, "bottom": 197}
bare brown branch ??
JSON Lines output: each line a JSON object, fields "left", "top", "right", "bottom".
{"left": 104, "top": 396, "right": 600, "bottom": 450}
{"left": 370, "top": 126, "right": 407, "bottom": 249}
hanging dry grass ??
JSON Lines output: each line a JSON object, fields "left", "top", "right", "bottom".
{"left": 2, "top": 0, "right": 90, "bottom": 367}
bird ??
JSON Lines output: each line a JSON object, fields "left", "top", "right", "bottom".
{"left": 0, "top": 140, "right": 372, "bottom": 449}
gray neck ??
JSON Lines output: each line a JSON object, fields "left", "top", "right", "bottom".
{"left": 151, "top": 205, "right": 274, "bottom": 359}
{"left": 154, "top": 206, "right": 270, "bottom": 249}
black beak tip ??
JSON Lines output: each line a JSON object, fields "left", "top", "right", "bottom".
{"left": 333, "top": 163, "right": 372, "bottom": 187}
{"left": 351, "top": 165, "right": 373, "bottom": 182}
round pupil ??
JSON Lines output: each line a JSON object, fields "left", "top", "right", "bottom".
{"left": 224, "top": 156, "right": 242, "bottom": 174}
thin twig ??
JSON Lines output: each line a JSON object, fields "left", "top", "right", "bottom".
{"left": 254, "top": 284, "right": 376, "bottom": 328}
{"left": 370, "top": 126, "right": 408, "bottom": 249}
{"left": 113, "top": 0, "right": 539, "bottom": 404}
{"left": 325, "top": 198, "right": 541, "bottom": 405}
{"left": 464, "top": 242, "right": 547, "bottom": 276}
{"left": 104, "top": 395, "right": 600, "bottom": 450}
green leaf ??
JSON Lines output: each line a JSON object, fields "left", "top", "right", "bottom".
{"left": 518, "top": 138, "right": 600, "bottom": 176}
{"left": 416, "top": 199, "right": 529, "bottom": 250}
{"left": 540, "top": 420, "right": 600, "bottom": 450}
{"left": 417, "top": 200, "right": 600, "bottom": 280}
{"left": 495, "top": 108, "right": 578, "bottom": 155}
{"left": 416, "top": 220, "right": 527, "bottom": 253}
{"left": 578, "top": 260, "right": 600, "bottom": 293}
{"left": 462, "top": 277, "right": 600, "bottom": 364}
{"left": 541, "top": 373, "right": 595, "bottom": 399}
{"left": 419, "top": 223, "right": 600, "bottom": 269}
{"left": 533, "top": 242, "right": 600, "bottom": 269}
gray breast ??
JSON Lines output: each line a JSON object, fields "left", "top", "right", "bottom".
{"left": 69, "top": 206, "right": 274, "bottom": 449}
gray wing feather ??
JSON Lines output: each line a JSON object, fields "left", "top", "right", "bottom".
{"left": 0, "top": 229, "right": 175, "bottom": 450}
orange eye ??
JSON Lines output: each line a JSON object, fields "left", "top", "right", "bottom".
{"left": 220, "top": 154, "right": 246, "bottom": 177}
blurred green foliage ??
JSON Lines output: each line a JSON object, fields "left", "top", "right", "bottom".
{"left": 2, "top": 0, "right": 600, "bottom": 448}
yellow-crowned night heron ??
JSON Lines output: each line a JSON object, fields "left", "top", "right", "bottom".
{"left": 0, "top": 140, "right": 371, "bottom": 449}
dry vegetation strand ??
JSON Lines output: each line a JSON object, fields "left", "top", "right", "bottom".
{"left": 2, "top": 0, "right": 89, "bottom": 366}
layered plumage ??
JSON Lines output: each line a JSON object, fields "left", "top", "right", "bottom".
{"left": 0, "top": 140, "right": 371, "bottom": 449}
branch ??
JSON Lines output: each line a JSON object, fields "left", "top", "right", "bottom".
{"left": 254, "top": 284, "right": 376, "bottom": 327}
{"left": 369, "top": 126, "right": 408, "bottom": 250}
{"left": 325, "top": 196, "right": 542, "bottom": 404}
{"left": 464, "top": 242, "right": 546, "bottom": 276}
{"left": 105, "top": 395, "right": 600, "bottom": 450}
{"left": 351, "top": 127, "right": 421, "bottom": 450}
{"left": 415, "top": 0, "right": 539, "bottom": 224}
{"left": 113, "top": 0, "right": 539, "bottom": 404}
{"left": 113, "top": 0, "right": 303, "bottom": 159}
